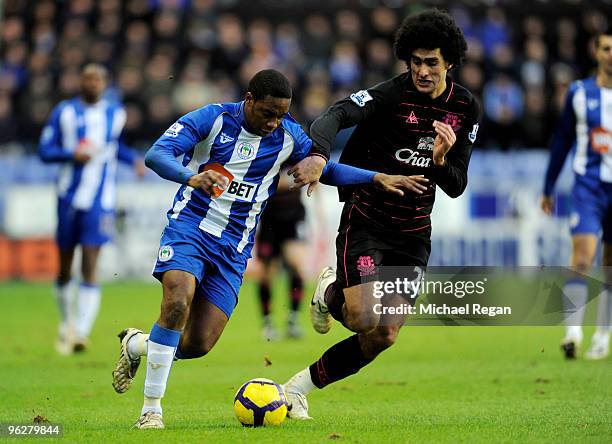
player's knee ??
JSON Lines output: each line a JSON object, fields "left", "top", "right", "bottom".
{"left": 161, "top": 299, "right": 190, "bottom": 327}
{"left": 370, "top": 327, "right": 399, "bottom": 352}
{"left": 163, "top": 273, "right": 191, "bottom": 293}
{"left": 344, "top": 309, "right": 379, "bottom": 334}
{"left": 571, "top": 248, "right": 595, "bottom": 272}
{"left": 571, "top": 257, "right": 592, "bottom": 273}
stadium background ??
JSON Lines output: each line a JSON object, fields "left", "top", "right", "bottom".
{"left": 1, "top": 2, "right": 611, "bottom": 442}
{"left": 0, "top": 0, "right": 610, "bottom": 281}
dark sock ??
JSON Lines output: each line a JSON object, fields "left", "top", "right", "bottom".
{"left": 308, "top": 335, "right": 373, "bottom": 388}
{"left": 290, "top": 271, "right": 303, "bottom": 312}
{"left": 259, "top": 281, "right": 271, "bottom": 316}
{"left": 325, "top": 281, "right": 345, "bottom": 323}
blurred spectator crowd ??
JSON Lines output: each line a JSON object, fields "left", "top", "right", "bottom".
{"left": 0, "top": 0, "right": 610, "bottom": 151}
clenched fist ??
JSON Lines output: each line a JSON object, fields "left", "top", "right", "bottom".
{"left": 187, "top": 170, "right": 230, "bottom": 196}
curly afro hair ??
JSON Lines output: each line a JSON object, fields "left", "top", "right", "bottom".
{"left": 393, "top": 9, "right": 467, "bottom": 69}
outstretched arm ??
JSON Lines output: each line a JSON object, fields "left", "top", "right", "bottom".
{"left": 288, "top": 80, "right": 400, "bottom": 194}
{"left": 320, "top": 162, "right": 429, "bottom": 196}
{"left": 320, "top": 161, "right": 375, "bottom": 185}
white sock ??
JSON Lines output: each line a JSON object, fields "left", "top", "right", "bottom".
{"left": 142, "top": 340, "right": 176, "bottom": 415}
{"left": 591, "top": 329, "right": 610, "bottom": 347}
{"left": 566, "top": 325, "right": 583, "bottom": 343}
{"left": 54, "top": 280, "right": 75, "bottom": 331}
{"left": 142, "top": 397, "right": 162, "bottom": 415}
{"left": 285, "top": 368, "right": 316, "bottom": 396}
{"left": 563, "top": 280, "right": 587, "bottom": 342}
{"left": 75, "top": 284, "right": 101, "bottom": 340}
{"left": 128, "top": 333, "right": 149, "bottom": 359}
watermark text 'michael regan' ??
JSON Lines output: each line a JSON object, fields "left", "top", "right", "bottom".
{"left": 374, "top": 303, "right": 512, "bottom": 317}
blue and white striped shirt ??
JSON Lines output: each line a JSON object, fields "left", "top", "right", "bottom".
{"left": 544, "top": 77, "right": 612, "bottom": 195}
{"left": 39, "top": 97, "right": 136, "bottom": 211}
{"left": 152, "top": 101, "right": 312, "bottom": 256}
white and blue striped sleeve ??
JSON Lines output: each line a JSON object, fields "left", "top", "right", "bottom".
{"left": 145, "top": 105, "right": 222, "bottom": 184}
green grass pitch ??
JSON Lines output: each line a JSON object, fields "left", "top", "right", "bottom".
{"left": 1, "top": 280, "right": 611, "bottom": 443}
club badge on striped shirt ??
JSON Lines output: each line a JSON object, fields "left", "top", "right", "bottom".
{"left": 236, "top": 142, "right": 256, "bottom": 160}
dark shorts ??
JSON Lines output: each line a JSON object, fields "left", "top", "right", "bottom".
{"left": 256, "top": 213, "right": 305, "bottom": 260}
{"left": 335, "top": 204, "right": 431, "bottom": 289}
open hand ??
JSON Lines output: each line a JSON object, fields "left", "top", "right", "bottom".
{"left": 374, "top": 174, "right": 429, "bottom": 196}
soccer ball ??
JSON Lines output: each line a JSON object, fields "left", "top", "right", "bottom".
{"left": 234, "top": 378, "right": 288, "bottom": 427}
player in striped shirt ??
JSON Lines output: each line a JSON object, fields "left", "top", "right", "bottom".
{"left": 541, "top": 26, "right": 612, "bottom": 360}
{"left": 111, "top": 69, "right": 429, "bottom": 429}
{"left": 39, "top": 64, "right": 144, "bottom": 355}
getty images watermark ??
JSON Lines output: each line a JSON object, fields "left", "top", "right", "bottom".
{"left": 372, "top": 271, "right": 500, "bottom": 317}
{"left": 362, "top": 266, "right": 612, "bottom": 326}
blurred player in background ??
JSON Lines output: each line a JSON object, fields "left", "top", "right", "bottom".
{"left": 282, "top": 10, "right": 480, "bottom": 419}
{"left": 111, "top": 69, "right": 426, "bottom": 429}
{"left": 255, "top": 170, "right": 307, "bottom": 340}
{"left": 39, "top": 64, "right": 144, "bottom": 355}
{"left": 541, "top": 26, "right": 612, "bottom": 360}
